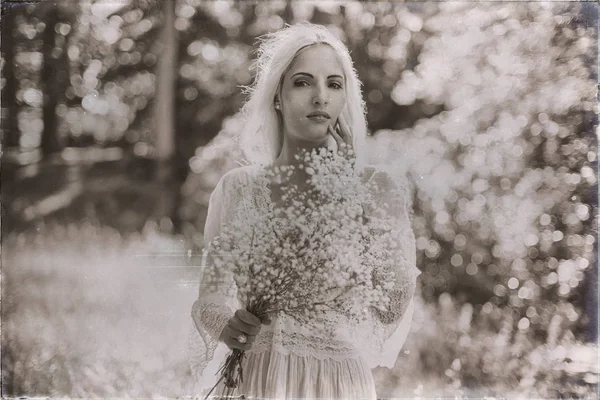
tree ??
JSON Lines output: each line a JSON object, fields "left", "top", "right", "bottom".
{"left": 153, "top": 0, "right": 177, "bottom": 163}
{"left": 152, "top": 0, "right": 183, "bottom": 232}
{"left": 39, "top": 5, "right": 62, "bottom": 154}
{"left": 35, "top": 0, "right": 79, "bottom": 156}
{"left": 1, "top": 1, "right": 21, "bottom": 148}
{"left": 368, "top": 2, "right": 596, "bottom": 341}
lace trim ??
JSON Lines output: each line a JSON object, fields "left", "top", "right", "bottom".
{"left": 194, "top": 300, "right": 231, "bottom": 340}
{"left": 247, "top": 329, "right": 360, "bottom": 360}
{"left": 371, "top": 267, "right": 418, "bottom": 324}
{"left": 189, "top": 300, "right": 231, "bottom": 380}
{"left": 250, "top": 165, "right": 272, "bottom": 212}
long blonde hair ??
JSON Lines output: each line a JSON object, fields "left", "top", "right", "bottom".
{"left": 238, "top": 22, "right": 368, "bottom": 170}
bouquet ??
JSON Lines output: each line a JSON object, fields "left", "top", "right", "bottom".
{"left": 203, "top": 148, "right": 407, "bottom": 399}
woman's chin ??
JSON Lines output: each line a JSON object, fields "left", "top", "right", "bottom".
{"left": 309, "top": 135, "right": 330, "bottom": 147}
{"left": 287, "top": 125, "right": 330, "bottom": 146}
{"left": 295, "top": 132, "right": 328, "bottom": 145}
{"left": 308, "top": 127, "right": 331, "bottom": 142}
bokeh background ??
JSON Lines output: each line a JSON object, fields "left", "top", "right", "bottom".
{"left": 1, "top": 0, "right": 598, "bottom": 398}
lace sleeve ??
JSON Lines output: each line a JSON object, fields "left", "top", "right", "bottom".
{"left": 188, "top": 171, "right": 242, "bottom": 391}
{"left": 363, "top": 168, "right": 421, "bottom": 369}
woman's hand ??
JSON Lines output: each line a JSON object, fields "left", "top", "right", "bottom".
{"left": 219, "top": 309, "right": 271, "bottom": 351}
{"left": 328, "top": 114, "right": 355, "bottom": 162}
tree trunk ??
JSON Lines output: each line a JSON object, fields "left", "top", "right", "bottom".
{"left": 153, "top": 0, "right": 183, "bottom": 232}
{"left": 154, "top": 0, "right": 177, "bottom": 162}
{"left": 1, "top": 3, "right": 20, "bottom": 148}
{"left": 40, "top": 7, "right": 61, "bottom": 156}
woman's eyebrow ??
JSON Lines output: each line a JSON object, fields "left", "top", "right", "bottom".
{"left": 291, "top": 72, "right": 344, "bottom": 81}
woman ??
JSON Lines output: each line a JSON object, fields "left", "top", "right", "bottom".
{"left": 189, "top": 22, "right": 420, "bottom": 399}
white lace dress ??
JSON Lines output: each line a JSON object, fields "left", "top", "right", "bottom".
{"left": 188, "top": 164, "right": 421, "bottom": 399}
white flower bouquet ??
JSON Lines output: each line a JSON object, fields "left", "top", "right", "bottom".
{"left": 203, "top": 148, "right": 407, "bottom": 399}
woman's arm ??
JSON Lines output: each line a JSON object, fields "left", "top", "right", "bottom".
{"left": 371, "top": 267, "right": 417, "bottom": 325}
{"left": 191, "top": 172, "right": 239, "bottom": 342}
{"left": 191, "top": 289, "right": 235, "bottom": 343}
{"left": 188, "top": 168, "right": 264, "bottom": 384}
{"left": 364, "top": 168, "right": 420, "bottom": 324}
{"left": 362, "top": 169, "right": 421, "bottom": 368}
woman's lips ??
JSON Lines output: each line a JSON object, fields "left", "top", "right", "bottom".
{"left": 307, "top": 115, "right": 330, "bottom": 123}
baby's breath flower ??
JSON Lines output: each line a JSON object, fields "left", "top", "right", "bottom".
{"left": 204, "top": 147, "right": 409, "bottom": 338}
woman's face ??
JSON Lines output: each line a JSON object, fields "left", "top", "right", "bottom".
{"left": 277, "top": 44, "right": 347, "bottom": 144}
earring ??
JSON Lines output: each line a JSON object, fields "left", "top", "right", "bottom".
{"left": 275, "top": 103, "right": 280, "bottom": 110}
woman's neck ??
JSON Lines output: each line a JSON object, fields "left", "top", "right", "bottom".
{"left": 273, "top": 135, "right": 329, "bottom": 165}
{"left": 271, "top": 134, "right": 329, "bottom": 185}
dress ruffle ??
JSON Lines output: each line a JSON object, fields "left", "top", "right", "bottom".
{"left": 198, "top": 350, "right": 377, "bottom": 400}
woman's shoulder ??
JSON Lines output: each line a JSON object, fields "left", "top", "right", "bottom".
{"left": 359, "top": 164, "right": 378, "bottom": 181}
{"left": 360, "top": 164, "right": 404, "bottom": 185}
{"left": 360, "top": 164, "right": 412, "bottom": 199}
{"left": 217, "top": 164, "right": 263, "bottom": 190}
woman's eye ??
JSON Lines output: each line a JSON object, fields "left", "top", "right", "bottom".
{"left": 294, "top": 80, "right": 342, "bottom": 89}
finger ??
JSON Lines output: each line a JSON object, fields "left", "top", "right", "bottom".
{"left": 328, "top": 125, "right": 343, "bottom": 148}
{"left": 338, "top": 123, "right": 354, "bottom": 157}
{"left": 230, "top": 316, "right": 260, "bottom": 336}
{"left": 225, "top": 326, "right": 256, "bottom": 344}
{"left": 235, "top": 309, "right": 261, "bottom": 327}
{"left": 337, "top": 115, "right": 353, "bottom": 145}
{"left": 223, "top": 326, "right": 255, "bottom": 350}
{"left": 330, "top": 126, "right": 350, "bottom": 155}
{"left": 338, "top": 121, "right": 354, "bottom": 154}
{"left": 229, "top": 327, "right": 258, "bottom": 344}
{"left": 225, "top": 337, "right": 252, "bottom": 351}
{"left": 244, "top": 333, "right": 257, "bottom": 344}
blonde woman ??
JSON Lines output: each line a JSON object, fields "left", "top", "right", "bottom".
{"left": 189, "top": 22, "right": 420, "bottom": 399}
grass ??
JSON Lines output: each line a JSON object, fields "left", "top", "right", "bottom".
{"left": 2, "top": 222, "right": 598, "bottom": 399}
{"left": 2, "top": 221, "right": 198, "bottom": 398}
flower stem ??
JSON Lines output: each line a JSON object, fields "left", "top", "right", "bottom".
{"left": 205, "top": 301, "right": 269, "bottom": 400}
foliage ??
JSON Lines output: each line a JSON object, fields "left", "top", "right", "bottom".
{"left": 375, "top": 293, "right": 598, "bottom": 399}
{"left": 374, "top": 2, "right": 597, "bottom": 345}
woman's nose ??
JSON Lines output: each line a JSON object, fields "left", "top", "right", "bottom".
{"left": 312, "top": 86, "right": 328, "bottom": 106}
